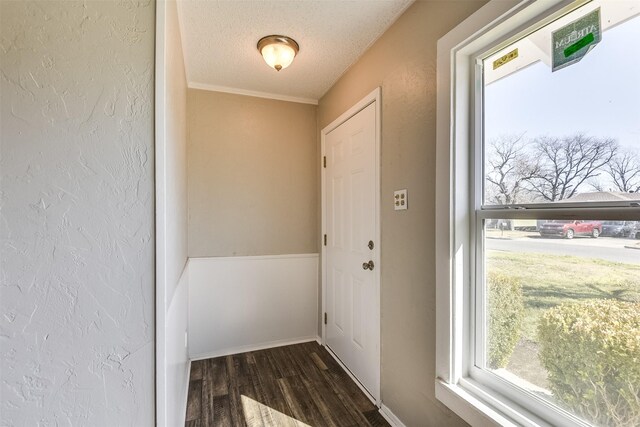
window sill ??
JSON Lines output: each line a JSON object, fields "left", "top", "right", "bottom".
{"left": 435, "top": 379, "right": 551, "bottom": 427}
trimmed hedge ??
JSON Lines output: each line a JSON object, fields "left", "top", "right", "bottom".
{"left": 487, "top": 272, "right": 524, "bottom": 369}
{"left": 538, "top": 300, "right": 640, "bottom": 427}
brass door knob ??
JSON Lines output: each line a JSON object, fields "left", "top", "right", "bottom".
{"left": 362, "top": 260, "right": 374, "bottom": 270}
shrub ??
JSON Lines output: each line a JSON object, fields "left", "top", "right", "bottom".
{"left": 487, "top": 272, "right": 524, "bottom": 369}
{"left": 538, "top": 300, "right": 640, "bottom": 427}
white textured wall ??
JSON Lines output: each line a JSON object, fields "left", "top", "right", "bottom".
{"left": 0, "top": 1, "right": 156, "bottom": 425}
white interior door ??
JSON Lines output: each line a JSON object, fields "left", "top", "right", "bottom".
{"left": 324, "top": 101, "right": 379, "bottom": 400}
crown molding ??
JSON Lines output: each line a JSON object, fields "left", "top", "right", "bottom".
{"left": 188, "top": 82, "right": 318, "bottom": 105}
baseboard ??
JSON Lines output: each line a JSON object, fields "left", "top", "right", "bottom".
{"left": 379, "top": 404, "right": 407, "bottom": 427}
{"left": 189, "top": 336, "right": 319, "bottom": 361}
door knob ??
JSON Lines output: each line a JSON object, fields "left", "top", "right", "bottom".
{"left": 362, "top": 260, "right": 374, "bottom": 270}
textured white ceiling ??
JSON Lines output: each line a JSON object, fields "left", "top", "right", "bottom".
{"left": 177, "top": 0, "right": 414, "bottom": 103}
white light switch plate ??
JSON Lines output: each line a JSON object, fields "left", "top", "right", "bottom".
{"left": 394, "top": 189, "right": 407, "bottom": 210}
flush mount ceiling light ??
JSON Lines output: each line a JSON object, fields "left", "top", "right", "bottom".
{"left": 257, "top": 35, "right": 299, "bottom": 72}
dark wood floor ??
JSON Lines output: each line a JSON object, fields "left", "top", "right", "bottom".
{"left": 185, "top": 341, "right": 390, "bottom": 427}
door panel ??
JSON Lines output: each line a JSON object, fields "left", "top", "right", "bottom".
{"left": 334, "top": 267, "right": 344, "bottom": 332}
{"left": 325, "top": 102, "right": 378, "bottom": 399}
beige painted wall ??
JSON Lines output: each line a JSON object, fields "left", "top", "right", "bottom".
{"left": 318, "top": 1, "right": 487, "bottom": 426}
{"left": 187, "top": 90, "right": 318, "bottom": 257}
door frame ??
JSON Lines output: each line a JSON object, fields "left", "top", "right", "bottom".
{"left": 320, "top": 87, "right": 381, "bottom": 404}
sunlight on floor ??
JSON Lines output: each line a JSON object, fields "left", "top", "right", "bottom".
{"left": 241, "top": 395, "right": 311, "bottom": 427}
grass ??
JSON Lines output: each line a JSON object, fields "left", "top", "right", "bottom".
{"left": 487, "top": 250, "right": 640, "bottom": 342}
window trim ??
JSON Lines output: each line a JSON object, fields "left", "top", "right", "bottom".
{"left": 431, "top": 0, "right": 632, "bottom": 426}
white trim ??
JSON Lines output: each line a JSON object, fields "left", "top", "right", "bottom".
{"left": 154, "top": 1, "right": 167, "bottom": 426}
{"left": 188, "top": 253, "right": 319, "bottom": 262}
{"left": 458, "top": 378, "right": 555, "bottom": 427}
{"left": 435, "top": 380, "right": 522, "bottom": 427}
{"left": 188, "top": 81, "right": 318, "bottom": 105}
{"left": 320, "top": 87, "right": 382, "bottom": 403}
{"left": 379, "top": 404, "right": 408, "bottom": 427}
{"left": 435, "top": 1, "right": 607, "bottom": 427}
{"left": 180, "top": 361, "right": 192, "bottom": 426}
{"left": 323, "top": 345, "right": 377, "bottom": 406}
{"left": 435, "top": 0, "right": 536, "bottom": 383}
{"left": 189, "top": 336, "right": 321, "bottom": 361}
{"left": 321, "top": 88, "right": 380, "bottom": 135}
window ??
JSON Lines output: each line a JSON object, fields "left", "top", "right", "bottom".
{"left": 436, "top": 1, "right": 640, "bottom": 426}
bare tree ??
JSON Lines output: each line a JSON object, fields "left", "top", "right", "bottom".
{"left": 527, "top": 134, "right": 618, "bottom": 201}
{"left": 606, "top": 151, "right": 640, "bottom": 193}
{"left": 485, "top": 134, "right": 539, "bottom": 205}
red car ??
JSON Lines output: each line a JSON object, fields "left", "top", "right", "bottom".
{"left": 538, "top": 220, "right": 602, "bottom": 239}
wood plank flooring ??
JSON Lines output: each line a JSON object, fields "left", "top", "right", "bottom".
{"left": 185, "top": 341, "right": 390, "bottom": 427}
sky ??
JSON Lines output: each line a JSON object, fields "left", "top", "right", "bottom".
{"left": 484, "top": 13, "right": 640, "bottom": 152}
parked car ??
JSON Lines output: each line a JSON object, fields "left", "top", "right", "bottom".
{"left": 538, "top": 220, "right": 602, "bottom": 239}
{"left": 601, "top": 221, "right": 634, "bottom": 237}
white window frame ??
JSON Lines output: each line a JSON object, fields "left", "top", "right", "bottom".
{"left": 435, "top": 1, "right": 639, "bottom": 426}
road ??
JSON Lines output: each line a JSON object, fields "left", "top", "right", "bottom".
{"left": 486, "top": 235, "right": 640, "bottom": 264}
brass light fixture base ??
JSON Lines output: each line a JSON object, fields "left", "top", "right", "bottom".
{"left": 257, "top": 35, "right": 300, "bottom": 71}
{"left": 257, "top": 35, "right": 300, "bottom": 55}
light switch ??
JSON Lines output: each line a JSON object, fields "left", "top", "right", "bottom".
{"left": 394, "top": 189, "right": 407, "bottom": 210}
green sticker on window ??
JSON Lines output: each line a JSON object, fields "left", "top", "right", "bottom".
{"left": 552, "top": 8, "right": 601, "bottom": 72}
{"left": 564, "top": 32, "right": 595, "bottom": 58}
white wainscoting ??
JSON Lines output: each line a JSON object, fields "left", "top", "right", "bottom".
{"left": 166, "top": 264, "right": 190, "bottom": 427}
{"left": 188, "top": 254, "right": 319, "bottom": 359}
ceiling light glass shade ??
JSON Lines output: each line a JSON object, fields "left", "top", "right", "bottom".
{"left": 257, "top": 35, "right": 299, "bottom": 71}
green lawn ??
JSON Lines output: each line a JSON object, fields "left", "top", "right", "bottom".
{"left": 487, "top": 250, "right": 640, "bottom": 342}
